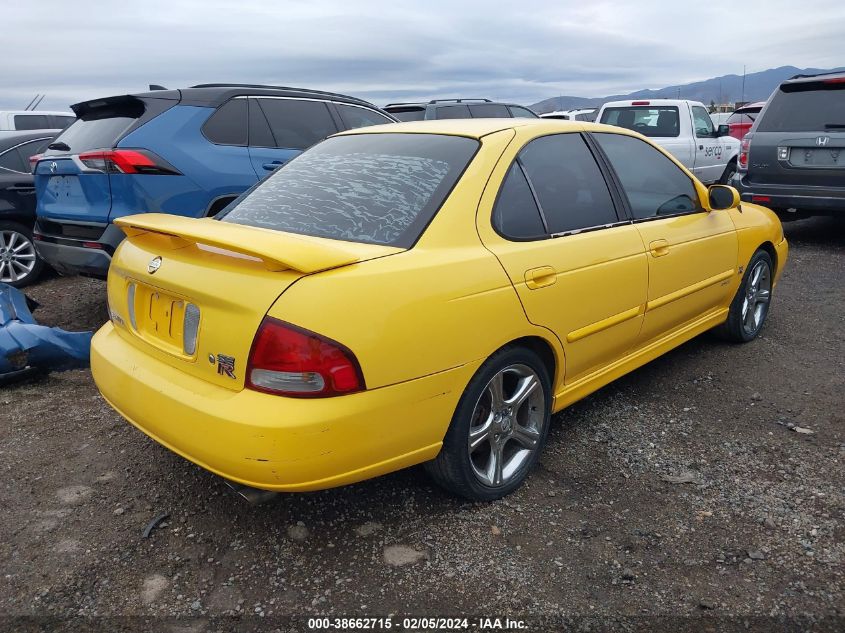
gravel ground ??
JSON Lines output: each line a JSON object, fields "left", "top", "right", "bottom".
{"left": 1, "top": 217, "right": 843, "bottom": 632}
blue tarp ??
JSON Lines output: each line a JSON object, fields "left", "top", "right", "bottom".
{"left": 0, "top": 282, "right": 92, "bottom": 379}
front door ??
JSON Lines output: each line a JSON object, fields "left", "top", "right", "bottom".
{"left": 691, "top": 104, "right": 726, "bottom": 183}
{"left": 592, "top": 132, "right": 738, "bottom": 345}
{"left": 479, "top": 132, "right": 649, "bottom": 384}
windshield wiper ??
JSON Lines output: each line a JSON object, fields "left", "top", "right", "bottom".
{"left": 823, "top": 123, "right": 845, "bottom": 129}
{"left": 47, "top": 141, "right": 71, "bottom": 151}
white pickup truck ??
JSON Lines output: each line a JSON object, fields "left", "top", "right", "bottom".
{"left": 595, "top": 99, "right": 740, "bottom": 184}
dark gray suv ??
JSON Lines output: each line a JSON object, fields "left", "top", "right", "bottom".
{"left": 734, "top": 71, "right": 845, "bottom": 220}
{"left": 384, "top": 98, "right": 538, "bottom": 121}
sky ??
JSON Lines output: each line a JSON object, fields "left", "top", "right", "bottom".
{"left": 1, "top": 0, "right": 844, "bottom": 112}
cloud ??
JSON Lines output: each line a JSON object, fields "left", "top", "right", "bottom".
{"left": 2, "top": 0, "right": 843, "bottom": 111}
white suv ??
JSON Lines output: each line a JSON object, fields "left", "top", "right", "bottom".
{"left": 0, "top": 111, "right": 75, "bottom": 132}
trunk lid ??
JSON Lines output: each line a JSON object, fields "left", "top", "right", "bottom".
{"left": 107, "top": 213, "right": 401, "bottom": 391}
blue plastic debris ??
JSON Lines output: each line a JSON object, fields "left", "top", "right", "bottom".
{"left": 0, "top": 282, "right": 93, "bottom": 382}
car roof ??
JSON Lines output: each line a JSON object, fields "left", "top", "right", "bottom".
{"left": 0, "top": 130, "right": 59, "bottom": 150}
{"left": 334, "top": 118, "right": 616, "bottom": 139}
{"left": 383, "top": 99, "right": 528, "bottom": 109}
{"left": 786, "top": 70, "right": 845, "bottom": 83}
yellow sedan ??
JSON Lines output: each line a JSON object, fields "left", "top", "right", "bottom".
{"left": 92, "top": 119, "right": 787, "bottom": 501}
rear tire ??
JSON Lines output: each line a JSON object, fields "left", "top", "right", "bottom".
{"left": 716, "top": 249, "right": 773, "bottom": 343}
{"left": 425, "top": 346, "right": 552, "bottom": 500}
{"left": 0, "top": 221, "right": 43, "bottom": 288}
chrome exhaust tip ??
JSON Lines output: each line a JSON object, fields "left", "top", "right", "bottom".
{"left": 223, "top": 479, "right": 279, "bottom": 505}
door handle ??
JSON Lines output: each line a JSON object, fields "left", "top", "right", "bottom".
{"left": 262, "top": 161, "right": 286, "bottom": 171}
{"left": 649, "top": 239, "right": 670, "bottom": 257}
{"left": 524, "top": 266, "right": 556, "bottom": 289}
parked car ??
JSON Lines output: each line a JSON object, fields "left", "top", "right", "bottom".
{"left": 91, "top": 118, "right": 787, "bottom": 501}
{"left": 0, "top": 131, "right": 57, "bottom": 286}
{"left": 726, "top": 102, "right": 765, "bottom": 140}
{"left": 734, "top": 72, "right": 845, "bottom": 220}
{"left": 32, "top": 84, "right": 396, "bottom": 278}
{"left": 596, "top": 99, "right": 740, "bottom": 184}
{"left": 540, "top": 108, "right": 597, "bottom": 122}
{"left": 384, "top": 98, "right": 538, "bottom": 121}
{"left": 0, "top": 111, "right": 74, "bottom": 132}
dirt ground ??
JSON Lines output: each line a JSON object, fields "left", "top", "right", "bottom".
{"left": 1, "top": 217, "right": 843, "bottom": 632}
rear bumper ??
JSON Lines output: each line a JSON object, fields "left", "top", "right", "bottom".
{"left": 33, "top": 221, "right": 124, "bottom": 277}
{"left": 734, "top": 174, "right": 845, "bottom": 215}
{"left": 91, "top": 322, "right": 479, "bottom": 491}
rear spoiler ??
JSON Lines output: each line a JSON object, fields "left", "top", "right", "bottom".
{"left": 115, "top": 214, "right": 377, "bottom": 273}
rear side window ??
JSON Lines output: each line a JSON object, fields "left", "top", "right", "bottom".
{"left": 256, "top": 98, "right": 338, "bottom": 150}
{"left": 388, "top": 108, "right": 426, "bottom": 122}
{"left": 0, "top": 147, "right": 26, "bottom": 172}
{"left": 14, "top": 115, "right": 49, "bottom": 130}
{"left": 518, "top": 133, "right": 617, "bottom": 234}
{"left": 600, "top": 106, "right": 680, "bottom": 138}
{"left": 727, "top": 112, "right": 755, "bottom": 125}
{"left": 757, "top": 81, "right": 845, "bottom": 132}
{"left": 469, "top": 104, "right": 510, "bottom": 118}
{"left": 508, "top": 106, "right": 537, "bottom": 118}
{"left": 436, "top": 105, "right": 471, "bottom": 119}
{"left": 336, "top": 104, "right": 394, "bottom": 130}
{"left": 203, "top": 99, "right": 248, "bottom": 146}
{"left": 15, "top": 139, "right": 51, "bottom": 172}
{"left": 221, "top": 133, "right": 478, "bottom": 247}
{"left": 51, "top": 116, "right": 76, "bottom": 129}
{"left": 493, "top": 163, "right": 546, "bottom": 239}
{"left": 593, "top": 132, "right": 702, "bottom": 220}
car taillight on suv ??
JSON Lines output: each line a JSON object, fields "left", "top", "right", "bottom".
{"left": 78, "top": 149, "right": 181, "bottom": 175}
{"left": 246, "top": 317, "right": 365, "bottom": 397}
{"left": 738, "top": 134, "right": 752, "bottom": 172}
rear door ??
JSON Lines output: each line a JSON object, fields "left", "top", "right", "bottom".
{"left": 749, "top": 78, "right": 845, "bottom": 188}
{"left": 247, "top": 98, "right": 338, "bottom": 178}
{"left": 480, "top": 132, "right": 648, "bottom": 383}
{"left": 592, "top": 132, "right": 737, "bottom": 345}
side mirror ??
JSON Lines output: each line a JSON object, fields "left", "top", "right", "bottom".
{"left": 717, "top": 124, "right": 730, "bottom": 137}
{"left": 708, "top": 184, "right": 740, "bottom": 211}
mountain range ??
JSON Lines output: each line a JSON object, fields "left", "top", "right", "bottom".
{"left": 529, "top": 66, "right": 845, "bottom": 113}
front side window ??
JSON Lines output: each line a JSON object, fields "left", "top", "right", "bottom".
{"left": 692, "top": 106, "right": 715, "bottom": 137}
{"left": 492, "top": 163, "right": 546, "bottom": 239}
{"left": 593, "top": 132, "right": 702, "bottom": 220}
{"left": 600, "top": 106, "right": 680, "bottom": 138}
{"left": 256, "top": 98, "right": 338, "bottom": 150}
{"left": 221, "top": 133, "right": 478, "bottom": 248}
{"left": 517, "top": 133, "right": 618, "bottom": 234}
{"left": 336, "top": 104, "right": 394, "bottom": 130}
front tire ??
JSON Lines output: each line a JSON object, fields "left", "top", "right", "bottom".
{"left": 425, "top": 346, "right": 552, "bottom": 500}
{"left": 717, "top": 249, "right": 773, "bottom": 343}
{"left": 0, "top": 222, "right": 43, "bottom": 288}
{"left": 719, "top": 159, "right": 738, "bottom": 185}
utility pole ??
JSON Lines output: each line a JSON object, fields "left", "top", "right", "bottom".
{"left": 741, "top": 65, "right": 746, "bottom": 104}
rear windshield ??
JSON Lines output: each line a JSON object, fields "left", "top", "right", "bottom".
{"left": 757, "top": 81, "right": 845, "bottom": 133}
{"left": 600, "top": 106, "right": 680, "bottom": 137}
{"left": 220, "top": 133, "right": 479, "bottom": 248}
{"left": 388, "top": 108, "right": 426, "bottom": 122}
{"left": 43, "top": 99, "right": 143, "bottom": 155}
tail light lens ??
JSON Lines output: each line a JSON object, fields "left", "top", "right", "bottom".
{"left": 738, "top": 134, "right": 752, "bottom": 171}
{"left": 246, "top": 318, "right": 364, "bottom": 398}
{"left": 28, "top": 154, "right": 42, "bottom": 172}
{"left": 78, "top": 149, "right": 180, "bottom": 175}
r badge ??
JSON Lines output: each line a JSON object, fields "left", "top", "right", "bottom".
{"left": 216, "top": 354, "right": 236, "bottom": 379}
{"left": 147, "top": 256, "right": 162, "bottom": 274}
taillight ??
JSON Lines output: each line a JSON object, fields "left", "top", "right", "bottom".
{"left": 246, "top": 317, "right": 364, "bottom": 398}
{"left": 78, "top": 149, "right": 180, "bottom": 175}
{"left": 28, "top": 154, "right": 42, "bottom": 172}
{"left": 738, "top": 134, "right": 752, "bottom": 171}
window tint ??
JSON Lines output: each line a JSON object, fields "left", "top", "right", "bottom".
{"left": 518, "top": 133, "right": 617, "bottom": 234}
{"left": 14, "top": 115, "right": 50, "bottom": 130}
{"left": 51, "top": 116, "right": 76, "bottom": 129}
{"left": 493, "top": 163, "right": 546, "bottom": 239}
{"left": 574, "top": 112, "right": 595, "bottom": 122}
{"left": 247, "top": 98, "right": 275, "bottom": 147}
{"left": 593, "top": 133, "right": 702, "bottom": 220}
{"left": 469, "top": 104, "right": 510, "bottom": 118}
{"left": 203, "top": 99, "right": 248, "bottom": 146}
{"left": 257, "top": 98, "right": 338, "bottom": 150}
{"left": 692, "top": 106, "right": 715, "bottom": 137}
{"left": 0, "top": 147, "right": 26, "bottom": 172}
{"left": 757, "top": 81, "right": 845, "bottom": 132}
{"left": 336, "top": 104, "right": 394, "bottom": 130}
{"left": 436, "top": 105, "right": 471, "bottom": 119}
{"left": 16, "top": 139, "right": 51, "bottom": 172}
{"left": 508, "top": 106, "right": 537, "bottom": 118}
{"left": 221, "top": 133, "right": 478, "bottom": 247}
{"left": 388, "top": 108, "right": 426, "bottom": 122}
{"left": 600, "top": 106, "right": 680, "bottom": 137}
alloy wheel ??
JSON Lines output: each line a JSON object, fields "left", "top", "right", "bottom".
{"left": 0, "top": 229, "right": 38, "bottom": 284}
{"left": 741, "top": 259, "right": 771, "bottom": 337}
{"left": 467, "top": 363, "right": 545, "bottom": 487}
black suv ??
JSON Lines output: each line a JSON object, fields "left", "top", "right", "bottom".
{"left": 384, "top": 98, "right": 538, "bottom": 121}
{"left": 734, "top": 71, "right": 845, "bottom": 220}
